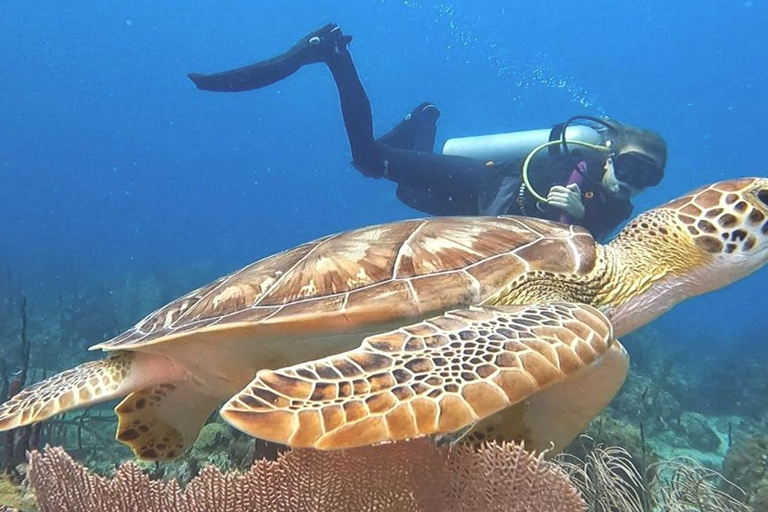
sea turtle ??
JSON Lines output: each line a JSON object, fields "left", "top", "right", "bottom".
{"left": 1, "top": 178, "right": 767, "bottom": 461}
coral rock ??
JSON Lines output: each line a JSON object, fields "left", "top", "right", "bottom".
{"left": 676, "top": 412, "right": 721, "bottom": 452}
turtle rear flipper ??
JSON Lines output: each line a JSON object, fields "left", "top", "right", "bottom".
{"left": 0, "top": 352, "right": 186, "bottom": 432}
{"left": 116, "top": 385, "right": 222, "bottom": 461}
{"left": 466, "top": 341, "right": 628, "bottom": 453}
{"left": 221, "top": 302, "right": 619, "bottom": 450}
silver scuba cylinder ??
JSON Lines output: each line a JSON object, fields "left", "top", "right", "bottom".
{"left": 441, "top": 125, "right": 602, "bottom": 162}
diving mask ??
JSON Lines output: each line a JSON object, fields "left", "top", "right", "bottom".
{"left": 614, "top": 151, "right": 663, "bottom": 189}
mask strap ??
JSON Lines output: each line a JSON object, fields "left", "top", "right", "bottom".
{"left": 558, "top": 116, "right": 617, "bottom": 156}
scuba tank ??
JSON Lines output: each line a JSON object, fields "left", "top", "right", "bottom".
{"left": 441, "top": 125, "right": 602, "bottom": 162}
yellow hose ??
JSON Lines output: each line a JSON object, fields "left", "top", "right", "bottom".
{"left": 521, "top": 140, "right": 611, "bottom": 203}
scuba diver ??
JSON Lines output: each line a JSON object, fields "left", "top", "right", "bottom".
{"left": 188, "top": 23, "right": 667, "bottom": 241}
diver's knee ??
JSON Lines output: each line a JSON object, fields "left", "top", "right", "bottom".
{"left": 410, "top": 102, "right": 440, "bottom": 122}
{"left": 352, "top": 159, "right": 386, "bottom": 179}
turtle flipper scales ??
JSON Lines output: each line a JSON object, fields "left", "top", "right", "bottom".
{"left": 221, "top": 302, "right": 619, "bottom": 450}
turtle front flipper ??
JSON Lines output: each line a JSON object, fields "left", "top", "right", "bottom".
{"left": 0, "top": 353, "right": 136, "bottom": 431}
{"left": 0, "top": 352, "right": 188, "bottom": 434}
{"left": 221, "top": 302, "right": 620, "bottom": 450}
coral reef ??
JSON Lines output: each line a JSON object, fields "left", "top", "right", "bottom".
{"left": 584, "top": 329, "right": 743, "bottom": 473}
{"left": 673, "top": 412, "right": 722, "bottom": 452}
{"left": 682, "top": 326, "right": 768, "bottom": 421}
{"left": 724, "top": 435, "right": 768, "bottom": 510}
{"left": 0, "top": 473, "right": 36, "bottom": 511}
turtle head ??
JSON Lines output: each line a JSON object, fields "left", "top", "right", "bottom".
{"left": 661, "top": 177, "right": 768, "bottom": 287}
{"left": 605, "top": 177, "right": 768, "bottom": 336}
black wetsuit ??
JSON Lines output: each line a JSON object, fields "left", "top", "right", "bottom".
{"left": 477, "top": 148, "right": 634, "bottom": 240}
{"left": 188, "top": 25, "right": 633, "bottom": 241}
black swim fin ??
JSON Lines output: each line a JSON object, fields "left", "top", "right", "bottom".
{"left": 188, "top": 23, "right": 352, "bottom": 93}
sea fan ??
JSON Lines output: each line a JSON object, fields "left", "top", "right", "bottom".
{"left": 28, "top": 439, "right": 587, "bottom": 512}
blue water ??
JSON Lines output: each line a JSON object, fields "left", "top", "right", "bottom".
{"left": 0, "top": 1, "right": 766, "bottom": 353}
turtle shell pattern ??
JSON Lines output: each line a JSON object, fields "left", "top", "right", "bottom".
{"left": 94, "top": 216, "right": 597, "bottom": 352}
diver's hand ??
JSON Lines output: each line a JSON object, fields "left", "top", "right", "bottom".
{"left": 547, "top": 184, "right": 585, "bottom": 219}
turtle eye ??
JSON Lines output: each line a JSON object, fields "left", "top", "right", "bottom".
{"left": 758, "top": 189, "right": 768, "bottom": 207}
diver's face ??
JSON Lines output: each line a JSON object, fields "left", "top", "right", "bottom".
{"left": 603, "top": 158, "right": 642, "bottom": 198}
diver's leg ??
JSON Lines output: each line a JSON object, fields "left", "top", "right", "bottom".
{"left": 380, "top": 147, "right": 487, "bottom": 194}
{"left": 188, "top": 21, "right": 383, "bottom": 178}
{"left": 377, "top": 103, "right": 441, "bottom": 152}
{"left": 387, "top": 149, "right": 490, "bottom": 216}
{"left": 325, "top": 53, "right": 446, "bottom": 177}
{"left": 188, "top": 22, "right": 485, "bottom": 203}
{"left": 188, "top": 23, "right": 352, "bottom": 92}
{"left": 325, "top": 48, "right": 487, "bottom": 204}
{"left": 323, "top": 45, "right": 383, "bottom": 176}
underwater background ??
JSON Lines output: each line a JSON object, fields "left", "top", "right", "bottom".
{"left": 1, "top": 0, "right": 767, "bottom": 509}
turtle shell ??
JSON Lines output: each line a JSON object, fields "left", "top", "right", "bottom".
{"left": 93, "top": 216, "right": 596, "bottom": 352}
